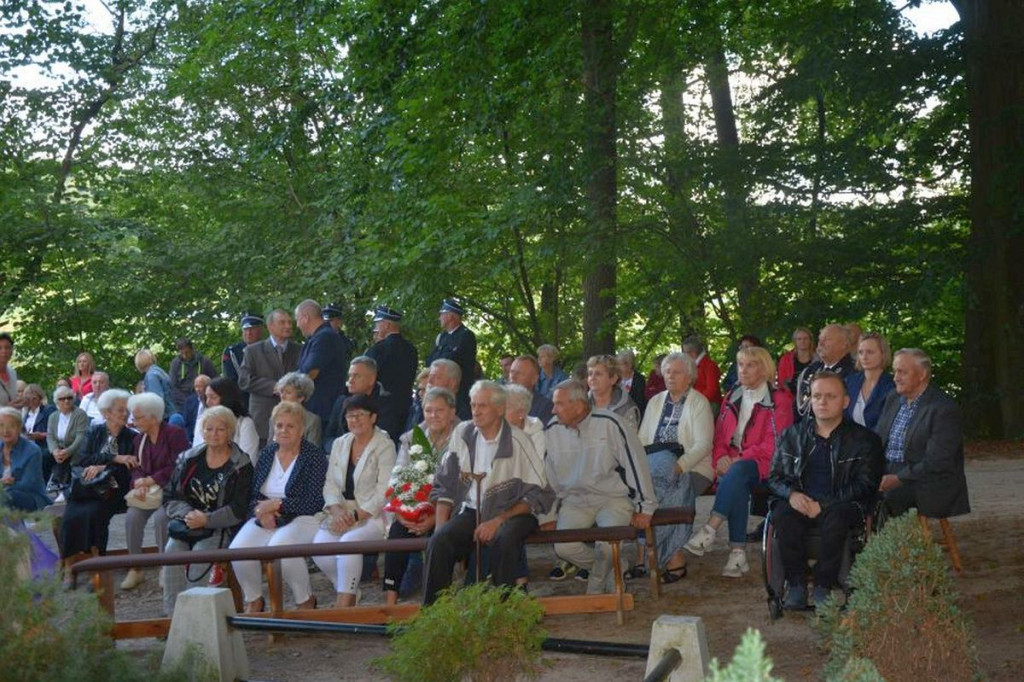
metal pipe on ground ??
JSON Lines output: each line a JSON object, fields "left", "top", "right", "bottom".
{"left": 642, "top": 648, "right": 682, "bottom": 682}
{"left": 227, "top": 617, "right": 649, "bottom": 658}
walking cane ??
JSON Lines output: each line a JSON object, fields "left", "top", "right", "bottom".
{"left": 462, "top": 471, "right": 485, "bottom": 581}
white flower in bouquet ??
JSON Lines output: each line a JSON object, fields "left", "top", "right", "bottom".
{"left": 409, "top": 444, "right": 424, "bottom": 456}
{"left": 414, "top": 459, "right": 429, "bottom": 473}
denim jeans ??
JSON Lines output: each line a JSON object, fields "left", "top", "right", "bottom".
{"left": 711, "top": 459, "right": 760, "bottom": 545}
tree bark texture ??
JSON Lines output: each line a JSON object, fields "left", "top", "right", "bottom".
{"left": 581, "top": 0, "right": 618, "bottom": 356}
{"left": 953, "top": 0, "right": 1024, "bottom": 438}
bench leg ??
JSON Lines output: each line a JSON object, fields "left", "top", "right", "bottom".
{"left": 611, "top": 541, "right": 624, "bottom": 626}
{"left": 919, "top": 516, "right": 963, "bottom": 575}
{"left": 645, "top": 528, "right": 661, "bottom": 598}
{"left": 938, "top": 519, "right": 963, "bottom": 574}
{"left": 92, "top": 571, "right": 116, "bottom": 620}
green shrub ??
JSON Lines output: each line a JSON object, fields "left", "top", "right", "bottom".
{"left": 0, "top": 514, "right": 204, "bottom": 682}
{"left": 707, "top": 628, "right": 782, "bottom": 682}
{"left": 375, "top": 582, "right": 547, "bottom": 682}
{"left": 816, "top": 510, "right": 976, "bottom": 682}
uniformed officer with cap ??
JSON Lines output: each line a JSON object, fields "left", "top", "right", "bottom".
{"left": 322, "top": 301, "right": 354, "bottom": 373}
{"left": 425, "top": 297, "right": 477, "bottom": 407}
{"left": 222, "top": 312, "right": 265, "bottom": 403}
{"left": 365, "top": 305, "right": 418, "bottom": 431}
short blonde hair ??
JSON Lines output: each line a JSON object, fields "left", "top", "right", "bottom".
{"left": 737, "top": 346, "right": 776, "bottom": 385}
{"left": 271, "top": 399, "right": 306, "bottom": 425}
{"left": 586, "top": 354, "right": 620, "bottom": 379}
{"left": 134, "top": 349, "right": 157, "bottom": 372}
{"left": 201, "top": 405, "right": 237, "bottom": 435}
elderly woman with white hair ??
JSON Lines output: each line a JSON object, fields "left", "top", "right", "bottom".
{"left": 504, "top": 384, "right": 545, "bottom": 459}
{"left": 0, "top": 406, "right": 50, "bottom": 511}
{"left": 45, "top": 385, "right": 90, "bottom": 495}
{"left": 382, "top": 387, "right": 459, "bottom": 605}
{"left": 59, "top": 389, "right": 137, "bottom": 582}
{"left": 273, "top": 371, "right": 322, "bottom": 446}
{"left": 162, "top": 405, "right": 253, "bottom": 616}
{"left": 633, "top": 352, "right": 715, "bottom": 583}
{"left": 230, "top": 400, "right": 327, "bottom": 613}
{"left": 119, "top": 392, "right": 190, "bottom": 590}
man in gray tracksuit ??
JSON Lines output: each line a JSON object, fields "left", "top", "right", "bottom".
{"left": 544, "top": 380, "right": 658, "bottom": 594}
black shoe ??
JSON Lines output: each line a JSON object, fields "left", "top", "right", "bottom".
{"left": 575, "top": 568, "right": 589, "bottom": 582}
{"left": 661, "top": 565, "right": 687, "bottom": 584}
{"left": 746, "top": 521, "right": 766, "bottom": 543}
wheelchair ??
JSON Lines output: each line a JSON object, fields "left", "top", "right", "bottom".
{"left": 761, "top": 497, "right": 881, "bottom": 619}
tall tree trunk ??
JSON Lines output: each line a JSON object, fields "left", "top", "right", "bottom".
{"left": 660, "top": 68, "right": 709, "bottom": 344}
{"left": 581, "top": 0, "right": 618, "bottom": 356}
{"left": 705, "top": 41, "right": 760, "bottom": 332}
{"left": 953, "top": 0, "right": 1024, "bottom": 438}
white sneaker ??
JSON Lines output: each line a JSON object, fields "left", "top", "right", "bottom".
{"left": 121, "top": 568, "right": 145, "bottom": 590}
{"left": 721, "top": 549, "right": 749, "bottom": 578}
{"left": 684, "top": 525, "right": 716, "bottom": 557}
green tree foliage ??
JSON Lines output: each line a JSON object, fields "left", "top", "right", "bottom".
{"left": 1, "top": 0, "right": 984, "bottom": 423}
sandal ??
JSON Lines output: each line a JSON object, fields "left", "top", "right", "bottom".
{"left": 623, "top": 565, "right": 648, "bottom": 581}
{"left": 661, "top": 565, "right": 688, "bottom": 584}
{"left": 244, "top": 597, "right": 265, "bottom": 614}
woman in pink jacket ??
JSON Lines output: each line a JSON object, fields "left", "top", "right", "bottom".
{"left": 684, "top": 346, "right": 793, "bottom": 577}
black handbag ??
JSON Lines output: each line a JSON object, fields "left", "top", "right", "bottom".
{"left": 168, "top": 518, "right": 215, "bottom": 546}
{"left": 68, "top": 467, "right": 119, "bottom": 502}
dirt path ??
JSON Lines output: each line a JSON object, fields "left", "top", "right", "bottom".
{"left": 74, "top": 450, "right": 1023, "bottom": 680}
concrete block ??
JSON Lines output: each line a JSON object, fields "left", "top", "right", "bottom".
{"left": 162, "top": 587, "right": 250, "bottom": 682}
{"left": 645, "top": 615, "right": 710, "bottom": 682}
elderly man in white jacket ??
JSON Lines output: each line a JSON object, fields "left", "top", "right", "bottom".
{"left": 544, "top": 380, "right": 658, "bottom": 594}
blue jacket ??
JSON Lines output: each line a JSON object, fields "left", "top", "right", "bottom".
{"left": 844, "top": 372, "right": 895, "bottom": 430}
{"left": 2, "top": 436, "right": 51, "bottom": 511}
{"left": 298, "top": 322, "right": 349, "bottom": 425}
{"left": 249, "top": 438, "right": 327, "bottom": 526}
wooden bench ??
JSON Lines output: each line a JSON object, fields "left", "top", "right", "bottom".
{"left": 643, "top": 506, "right": 697, "bottom": 598}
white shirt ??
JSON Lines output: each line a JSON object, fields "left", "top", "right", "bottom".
{"left": 192, "top": 403, "right": 207, "bottom": 445}
{"left": 465, "top": 426, "right": 501, "bottom": 511}
{"left": 852, "top": 392, "right": 867, "bottom": 426}
{"left": 23, "top": 407, "right": 40, "bottom": 433}
{"left": 262, "top": 453, "right": 296, "bottom": 498}
{"left": 234, "top": 416, "right": 260, "bottom": 465}
{"left": 81, "top": 392, "right": 104, "bottom": 424}
{"left": 57, "top": 411, "right": 71, "bottom": 440}
{"left": 733, "top": 383, "right": 770, "bottom": 449}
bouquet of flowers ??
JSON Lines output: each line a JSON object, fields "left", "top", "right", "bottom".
{"left": 383, "top": 426, "right": 442, "bottom": 522}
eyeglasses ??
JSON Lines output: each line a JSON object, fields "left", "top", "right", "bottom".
{"left": 345, "top": 410, "right": 372, "bottom": 420}
{"left": 57, "top": 396, "right": 74, "bottom": 402}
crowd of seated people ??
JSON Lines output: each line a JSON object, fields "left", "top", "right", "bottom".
{"left": 0, "top": 306, "right": 969, "bottom": 618}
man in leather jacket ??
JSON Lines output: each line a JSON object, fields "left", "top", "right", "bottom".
{"left": 767, "top": 372, "right": 884, "bottom": 609}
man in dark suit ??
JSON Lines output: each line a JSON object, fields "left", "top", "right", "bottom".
{"left": 222, "top": 312, "right": 264, "bottom": 404}
{"left": 365, "top": 305, "right": 417, "bottom": 431}
{"left": 425, "top": 298, "right": 477, "bottom": 409}
{"left": 239, "top": 309, "right": 301, "bottom": 447}
{"left": 295, "top": 299, "right": 348, "bottom": 425}
{"left": 875, "top": 348, "right": 970, "bottom": 519}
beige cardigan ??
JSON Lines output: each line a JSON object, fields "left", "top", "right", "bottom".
{"left": 638, "top": 389, "right": 715, "bottom": 482}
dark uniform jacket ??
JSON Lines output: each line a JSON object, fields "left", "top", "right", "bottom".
{"left": 426, "top": 324, "right": 477, "bottom": 405}
{"left": 365, "top": 332, "right": 417, "bottom": 429}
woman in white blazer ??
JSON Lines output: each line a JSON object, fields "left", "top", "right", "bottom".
{"left": 312, "top": 394, "right": 396, "bottom": 607}
{"left": 635, "top": 352, "right": 715, "bottom": 582}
